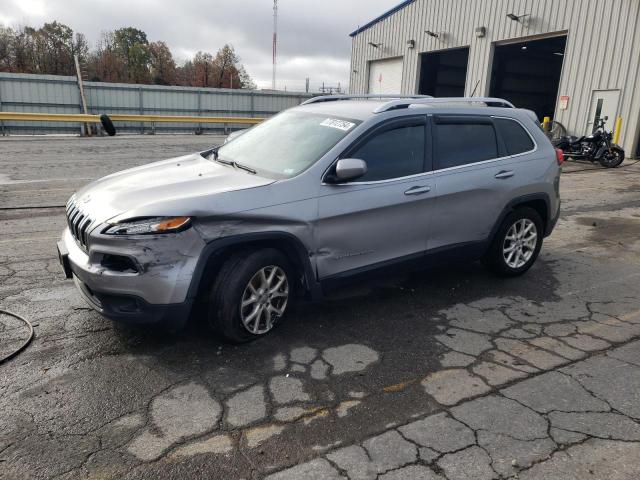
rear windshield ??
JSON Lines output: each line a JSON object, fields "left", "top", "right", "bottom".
{"left": 216, "top": 111, "right": 361, "bottom": 178}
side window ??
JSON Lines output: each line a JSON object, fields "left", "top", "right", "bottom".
{"left": 349, "top": 122, "right": 425, "bottom": 181}
{"left": 495, "top": 118, "right": 535, "bottom": 155}
{"left": 435, "top": 122, "right": 498, "bottom": 169}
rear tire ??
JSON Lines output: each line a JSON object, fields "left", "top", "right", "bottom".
{"left": 485, "top": 207, "right": 543, "bottom": 277}
{"left": 207, "top": 248, "right": 294, "bottom": 343}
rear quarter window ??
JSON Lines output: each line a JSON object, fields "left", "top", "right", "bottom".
{"left": 434, "top": 122, "right": 498, "bottom": 169}
{"left": 495, "top": 118, "right": 535, "bottom": 155}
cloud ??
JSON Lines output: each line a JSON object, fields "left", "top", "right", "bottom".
{"left": 0, "top": 0, "right": 400, "bottom": 91}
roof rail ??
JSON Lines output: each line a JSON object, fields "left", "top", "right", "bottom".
{"left": 301, "top": 94, "right": 432, "bottom": 106}
{"left": 373, "top": 97, "right": 516, "bottom": 113}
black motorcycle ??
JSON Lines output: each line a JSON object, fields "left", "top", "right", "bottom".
{"left": 553, "top": 117, "right": 625, "bottom": 168}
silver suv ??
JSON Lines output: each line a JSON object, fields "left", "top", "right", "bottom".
{"left": 58, "top": 96, "right": 561, "bottom": 342}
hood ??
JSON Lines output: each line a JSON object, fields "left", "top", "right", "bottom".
{"left": 73, "top": 152, "right": 275, "bottom": 225}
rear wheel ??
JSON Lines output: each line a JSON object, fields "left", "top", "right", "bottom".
{"left": 485, "top": 207, "right": 543, "bottom": 277}
{"left": 208, "top": 248, "right": 293, "bottom": 343}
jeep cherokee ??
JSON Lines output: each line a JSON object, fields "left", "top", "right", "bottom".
{"left": 57, "top": 95, "right": 562, "bottom": 342}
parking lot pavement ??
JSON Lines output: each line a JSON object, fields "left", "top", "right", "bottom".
{"left": 1, "top": 136, "right": 639, "bottom": 480}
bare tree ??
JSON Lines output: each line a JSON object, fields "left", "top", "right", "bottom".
{"left": 0, "top": 22, "right": 257, "bottom": 89}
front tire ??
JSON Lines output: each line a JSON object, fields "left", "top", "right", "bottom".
{"left": 599, "top": 146, "right": 625, "bottom": 168}
{"left": 485, "top": 207, "right": 543, "bottom": 277}
{"left": 208, "top": 248, "right": 294, "bottom": 343}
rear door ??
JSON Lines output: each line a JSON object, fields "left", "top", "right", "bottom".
{"left": 315, "top": 115, "right": 434, "bottom": 279}
{"left": 429, "top": 115, "right": 535, "bottom": 251}
{"left": 586, "top": 89, "right": 620, "bottom": 134}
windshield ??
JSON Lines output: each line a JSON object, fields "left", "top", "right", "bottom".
{"left": 215, "top": 110, "right": 361, "bottom": 178}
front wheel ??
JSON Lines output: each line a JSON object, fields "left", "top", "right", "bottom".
{"left": 599, "top": 146, "right": 625, "bottom": 168}
{"left": 485, "top": 207, "right": 544, "bottom": 277}
{"left": 207, "top": 249, "right": 294, "bottom": 343}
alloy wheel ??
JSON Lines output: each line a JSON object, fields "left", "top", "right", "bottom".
{"left": 240, "top": 265, "right": 289, "bottom": 334}
{"left": 601, "top": 149, "right": 623, "bottom": 167}
{"left": 503, "top": 218, "right": 538, "bottom": 269}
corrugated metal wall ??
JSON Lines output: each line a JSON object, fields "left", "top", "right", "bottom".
{"left": 349, "top": 0, "right": 640, "bottom": 156}
{"left": 0, "top": 72, "right": 312, "bottom": 134}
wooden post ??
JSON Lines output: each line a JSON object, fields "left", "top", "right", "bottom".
{"left": 74, "top": 54, "right": 91, "bottom": 136}
{"left": 197, "top": 90, "right": 202, "bottom": 134}
{"left": 0, "top": 81, "right": 5, "bottom": 136}
{"left": 138, "top": 86, "right": 144, "bottom": 134}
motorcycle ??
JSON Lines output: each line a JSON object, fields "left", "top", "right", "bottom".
{"left": 553, "top": 117, "right": 625, "bottom": 168}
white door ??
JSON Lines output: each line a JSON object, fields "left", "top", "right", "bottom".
{"left": 368, "top": 57, "right": 403, "bottom": 94}
{"left": 586, "top": 89, "right": 620, "bottom": 134}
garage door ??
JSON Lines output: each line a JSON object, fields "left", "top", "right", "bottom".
{"left": 368, "top": 57, "right": 403, "bottom": 94}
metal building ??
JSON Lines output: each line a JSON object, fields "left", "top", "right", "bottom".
{"left": 349, "top": 0, "right": 640, "bottom": 157}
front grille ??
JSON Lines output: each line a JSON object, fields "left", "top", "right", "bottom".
{"left": 66, "top": 197, "right": 94, "bottom": 251}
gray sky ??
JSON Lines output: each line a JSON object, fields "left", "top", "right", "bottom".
{"left": 1, "top": 0, "right": 400, "bottom": 92}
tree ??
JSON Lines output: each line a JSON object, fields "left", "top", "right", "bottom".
{"left": 38, "top": 22, "right": 75, "bottom": 74}
{"left": 192, "top": 51, "right": 215, "bottom": 87}
{"left": 11, "top": 26, "right": 36, "bottom": 73}
{"left": 0, "top": 22, "right": 88, "bottom": 75}
{"left": 86, "top": 31, "right": 124, "bottom": 82}
{"left": 148, "top": 41, "right": 176, "bottom": 85}
{"left": 0, "top": 26, "right": 13, "bottom": 72}
{"left": 213, "top": 45, "right": 256, "bottom": 89}
{"left": 213, "top": 44, "right": 239, "bottom": 88}
{"left": 0, "top": 22, "right": 257, "bottom": 89}
{"left": 175, "top": 60, "right": 195, "bottom": 86}
{"left": 113, "top": 27, "right": 150, "bottom": 83}
{"left": 238, "top": 66, "right": 257, "bottom": 90}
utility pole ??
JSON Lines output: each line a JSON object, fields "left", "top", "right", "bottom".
{"left": 305, "top": 77, "right": 309, "bottom": 93}
{"left": 272, "top": 0, "right": 278, "bottom": 90}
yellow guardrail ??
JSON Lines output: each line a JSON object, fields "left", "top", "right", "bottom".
{"left": 0, "top": 112, "right": 264, "bottom": 124}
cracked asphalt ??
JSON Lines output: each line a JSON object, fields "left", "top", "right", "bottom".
{"left": 1, "top": 135, "right": 640, "bottom": 480}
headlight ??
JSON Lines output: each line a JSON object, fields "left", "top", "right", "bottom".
{"left": 103, "top": 216, "right": 191, "bottom": 235}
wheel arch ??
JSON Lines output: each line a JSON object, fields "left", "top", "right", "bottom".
{"left": 187, "top": 232, "right": 320, "bottom": 304}
{"left": 487, "top": 193, "right": 551, "bottom": 250}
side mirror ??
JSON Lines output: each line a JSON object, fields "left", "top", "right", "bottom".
{"left": 333, "top": 158, "right": 367, "bottom": 182}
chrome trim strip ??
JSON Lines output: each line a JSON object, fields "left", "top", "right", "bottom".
{"left": 322, "top": 170, "right": 435, "bottom": 187}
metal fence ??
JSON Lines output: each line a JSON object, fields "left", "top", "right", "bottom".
{"left": 0, "top": 72, "right": 313, "bottom": 135}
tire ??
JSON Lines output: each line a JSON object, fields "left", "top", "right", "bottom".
{"left": 599, "top": 146, "right": 625, "bottom": 168}
{"left": 485, "top": 207, "right": 544, "bottom": 277}
{"left": 100, "top": 114, "right": 116, "bottom": 136}
{"left": 207, "top": 248, "right": 294, "bottom": 343}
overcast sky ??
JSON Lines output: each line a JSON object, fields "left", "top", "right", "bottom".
{"left": 1, "top": 0, "right": 400, "bottom": 91}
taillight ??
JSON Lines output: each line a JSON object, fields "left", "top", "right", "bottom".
{"left": 555, "top": 148, "right": 564, "bottom": 165}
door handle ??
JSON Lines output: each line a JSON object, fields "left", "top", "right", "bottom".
{"left": 494, "top": 170, "right": 514, "bottom": 179}
{"left": 404, "top": 185, "right": 431, "bottom": 195}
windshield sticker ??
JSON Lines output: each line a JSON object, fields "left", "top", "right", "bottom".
{"left": 320, "top": 118, "right": 355, "bottom": 131}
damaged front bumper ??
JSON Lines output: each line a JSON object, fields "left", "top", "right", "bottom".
{"left": 58, "top": 226, "right": 206, "bottom": 328}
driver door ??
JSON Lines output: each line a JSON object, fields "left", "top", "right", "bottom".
{"left": 314, "top": 116, "right": 434, "bottom": 279}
